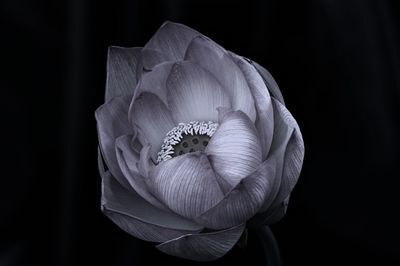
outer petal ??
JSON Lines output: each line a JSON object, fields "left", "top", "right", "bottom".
{"left": 250, "top": 59, "right": 285, "bottom": 106}
{"left": 268, "top": 99, "right": 304, "bottom": 208}
{"left": 148, "top": 152, "right": 224, "bottom": 219}
{"left": 259, "top": 98, "right": 304, "bottom": 214}
{"left": 129, "top": 92, "right": 175, "bottom": 160}
{"left": 105, "top": 46, "right": 142, "bottom": 101}
{"left": 156, "top": 223, "right": 245, "bottom": 262}
{"left": 166, "top": 61, "right": 231, "bottom": 124}
{"left": 232, "top": 55, "right": 274, "bottom": 160}
{"left": 102, "top": 171, "right": 203, "bottom": 242}
{"left": 144, "top": 21, "right": 200, "bottom": 62}
{"left": 115, "top": 135, "right": 166, "bottom": 210}
{"left": 195, "top": 158, "right": 275, "bottom": 230}
{"left": 206, "top": 110, "right": 262, "bottom": 186}
{"left": 95, "top": 95, "right": 133, "bottom": 189}
{"left": 185, "top": 37, "right": 256, "bottom": 122}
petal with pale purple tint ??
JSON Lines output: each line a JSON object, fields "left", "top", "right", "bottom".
{"left": 149, "top": 152, "right": 224, "bottom": 219}
{"left": 185, "top": 37, "right": 256, "bottom": 122}
{"left": 166, "top": 61, "right": 230, "bottom": 124}
{"left": 231, "top": 54, "right": 274, "bottom": 160}
{"left": 206, "top": 110, "right": 262, "bottom": 186}
{"left": 102, "top": 171, "right": 203, "bottom": 242}
{"left": 129, "top": 92, "right": 175, "bottom": 160}
{"left": 156, "top": 223, "right": 245, "bottom": 261}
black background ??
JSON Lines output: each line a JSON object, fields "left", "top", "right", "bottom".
{"left": 1, "top": 0, "right": 400, "bottom": 265}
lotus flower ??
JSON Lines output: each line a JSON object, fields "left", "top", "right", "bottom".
{"left": 95, "top": 21, "right": 304, "bottom": 261}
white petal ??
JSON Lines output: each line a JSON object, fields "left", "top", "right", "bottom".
{"left": 144, "top": 21, "right": 200, "bottom": 61}
{"left": 115, "top": 135, "right": 166, "bottom": 210}
{"left": 102, "top": 171, "right": 203, "bottom": 242}
{"left": 156, "top": 223, "right": 245, "bottom": 261}
{"left": 166, "top": 61, "right": 231, "bottom": 123}
{"left": 95, "top": 95, "right": 133, "bottom": 189}
{"left": 206, "top": 110, "right": 262, "bottom": 186}
{"left": 232, "top": 54, "right": 274, "bottom": 159}
{"left": 149, "top": 152, "right": 224, "bottom": 219}
{"left": 185, "top": 37, "right": 256, "bottom": 122}
{"left": 129, "top": 92, "right": 175, "bottom": 160}
{"left": 106, "top": 46, "right": 142, "bottom": 101}
{"left": 196, "top": 158, "right": 275, "bottom": 229}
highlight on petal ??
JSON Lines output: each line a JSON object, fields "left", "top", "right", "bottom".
{"left": 115, "top": 135, "right": 166, "bottom": 210}
{"left": 102, "top": 171, "right": 203, "bottom": 242}
{"left": 106, "top": 46, "right": 142, "bottom": 101}
{"left": 185, "top": 37, "right": 256, "bottom": 122}
{"left": 149, "top": 152, "right": 224, "bottom": 219}
{"left": 166, "top": 61, "right": 231, "bottom": 124}
{"left": 129, "top": 92, "right": 175, "bottom": 160}
{"left": 196, "top": 158, "right": 275, "bottom": 230}
{"left": 156, "top": 223, "right": 245, "bottom": 262}
{"left": 259, "top": 98, "right": 304, "bottom": 214}
{"left": 95, "top": 95, "right": 133, "bottom": 189}
{"left": 144, "top": 21, "right": 200, "bottom": 61}
{"left": 206, "top": 110, "right": 262, "bottom": 187}
{"left": 231, "top": 54, "right": 274, "bottom": 160}
{"left": 250, "top": 60, "right": 285, "bottom": 106}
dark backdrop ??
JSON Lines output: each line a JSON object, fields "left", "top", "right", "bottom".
{"left": 1, "top": 0, "right": 400, "bottom": 265}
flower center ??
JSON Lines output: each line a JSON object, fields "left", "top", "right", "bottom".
{"left": 157, "top": 121, "right": 219, "bottom": 163}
